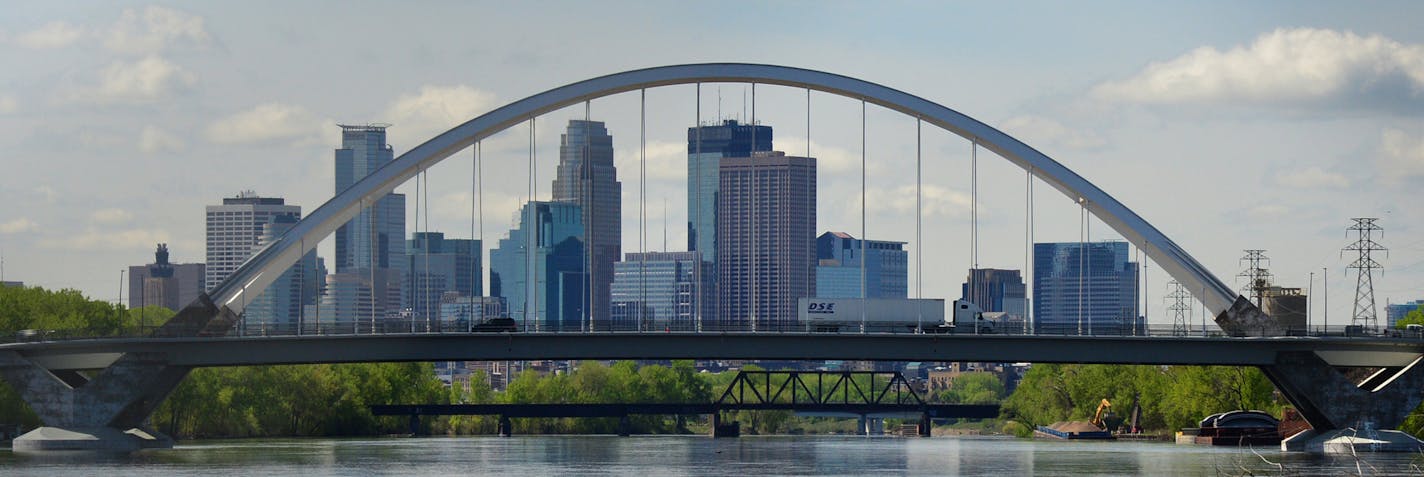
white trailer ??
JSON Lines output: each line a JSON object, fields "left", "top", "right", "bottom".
{"left": 797, "top": 298, "right": 988, "bottom": 333}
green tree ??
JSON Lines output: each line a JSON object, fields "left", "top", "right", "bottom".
{"left": 1394, "top": 304, "right": 1424, "bottom": 329}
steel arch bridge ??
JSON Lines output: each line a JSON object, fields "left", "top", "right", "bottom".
{"left": 207, "top": 62, "right": 1272, "bottom": 336}
{"left": 32, "top": 63, "right": 1420, "bottom": 453}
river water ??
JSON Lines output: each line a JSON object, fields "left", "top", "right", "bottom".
{"left": 2, "top": 435, "right": 1421, "bottom": 476}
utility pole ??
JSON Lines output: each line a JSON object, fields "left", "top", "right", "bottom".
{"left": 1166, "top": 280, "right": 1192, "bottom": 337}
{"left": 1237, "top": 250, "right": 1272, "bottom": 307}
{"left": 1343, "top": 218, "right": 1386, "bottom": 333}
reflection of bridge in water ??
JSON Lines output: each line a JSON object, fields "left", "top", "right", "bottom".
{"left": 371, "top": 370, "right": 999, "bottom": 437}
{"left": 3, "top": 63, "right": 1423, "bottom": 452}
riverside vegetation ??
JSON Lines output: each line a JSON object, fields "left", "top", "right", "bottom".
{"left": 4, "top": 286, "right": 1424, "bottom": 438}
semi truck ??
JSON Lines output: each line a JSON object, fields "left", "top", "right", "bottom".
{"left": 796, "top": 297, "right": 989, "bottom": 333}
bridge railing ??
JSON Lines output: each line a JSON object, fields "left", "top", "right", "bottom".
{"left": 4, "top": 319, "right": 1416, "bottom": 344}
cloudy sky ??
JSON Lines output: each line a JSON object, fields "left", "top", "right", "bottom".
{"left": 1, "top": 1, "right": 1421, "bottom": 327}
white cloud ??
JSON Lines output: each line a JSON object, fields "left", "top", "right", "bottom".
{"left": 15, "top": 21, "right": 85, "bottom": 49}
{"left": 773, "top": 137, "right": 880, "bottom": 175}
{"left": 103, "top": 5, "right": 210, "bottom": 54}
{"left": 383, "top": 85, "right": 498, "bottom": 148}
{"left": 205, "top": 103, "right": 324, "bottom": 145}
{"left": 614, "top": 140, "right": 687, "bottom": 182}
{"left": 89, "top": 208, "right": 134, "bottom": 224}
{"left": 1093, "top": 28, "right": 1424, "bottom": 110}
{"left": 863, "top": 184, "right": 973, "bottom": 218}
{"left": 79, "top": 55, "right": 197, "bottom": 103}
{"left": 139, "top": 125, "right": 186, "bottom": 153}
{"left": 1000, "top": 115, "right": 1106, "bottom": 151}
{"left": 1275, "top": 166, "right": 1350, "bottom": 189}
{"left": 0, "top": 218, "right": 39, "bottom": 235}
{"left": 49, "top": 228, "right": 170, "bottom": 252}
{"left": 1379, "top": 127, "right": 1424, "bottom": 183}
{"left": 0, "top": 95, "right": 15, "bottom": 114}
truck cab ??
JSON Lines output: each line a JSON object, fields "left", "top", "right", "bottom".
{"left": 951, "top": 299, "right": 992, "bottom": 334}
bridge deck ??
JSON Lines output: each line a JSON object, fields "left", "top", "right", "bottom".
{"left": 4, "top": 333, "right": 1420, "bottom": 371}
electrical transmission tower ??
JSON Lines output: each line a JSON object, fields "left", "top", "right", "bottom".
{"left": 1342, "top": 218, "right": 1387, "bottom": 332}
{"left": 1165, "top": 280, "right": 1192, "bottom": 336}
{"left": 1237, "top": 250, "right": 1272, "bottom": 307}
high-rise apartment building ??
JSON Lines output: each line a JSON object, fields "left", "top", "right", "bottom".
{"left": 687, "top": 120, "right": 773, "bottom": 262}
{"left": 610, "top": 251, "right": 711, "bottom": 328}
{"left": 961, "top": 268, "right": 1027, "bottom": 318}
{"left": 718, "top": 151, "right": 816, "bottom": 329}
{"left": 489, "top": 201, "right": 586, "bottom": 331}
{"left": 332, "top": 124, "right": 407, "bottom": 320}
{"left": 406, "top": 232, "right": 481, "bottom": 321}
{"left": 551, "top": 120, "right": 619, "bottom": 323}
{"left": 128, "top": 244, "right": 205, "bottom": 312}
{"left": 815, "top": 232, "right": 908, "bottom": 299}
{"left": 204, "top": 192, "right": 301, "bottom": 290}
{"left": 1032, "top": 242, "right": 1140, "bottom": 334}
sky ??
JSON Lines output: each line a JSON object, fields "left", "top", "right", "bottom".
{"left": 1, "top": 1, "right": 1421, "bottom": 327}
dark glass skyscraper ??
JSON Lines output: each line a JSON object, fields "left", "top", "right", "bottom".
{"left": 1032, "top": 242, "right": 1140, "bottom": 334}
{"left": 489, "top": 201, "right": 586, "bottom": 331}
{"left": 961, "top": 268, "right": 1027, "bottom": 318}
{"left": 552, "top": 120, "right": 619, "bottom": 324}
{"left": 717, "top": 151, "right": 816, "bottom": 330}
{"left": 687, "top": 120, "right": 772, "bottom": 262}
{"left": 406, "top": 232, "right": 482, "bottom": 322}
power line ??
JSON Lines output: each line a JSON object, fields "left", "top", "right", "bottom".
{"left": 1237, "top": 249, "right": 1272, "bottom": 308}
{"left": 1165, "top": 280, "right": 1192, "bottom": 337}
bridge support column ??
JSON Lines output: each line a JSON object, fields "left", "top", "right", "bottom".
{"left": 498, "top": 416, "right": 512, "bottom": 437}
{"left": 0, "top": 295, "right": 232, "bottom": 452}
{"left": 919, "top": 413, "right": 932, "bottom": 437}
{"left": 617, "top": 415, "right": 631, "bottom": 437}
{"left": 1262, "top": 351, "right": 1424, "bottom": 453}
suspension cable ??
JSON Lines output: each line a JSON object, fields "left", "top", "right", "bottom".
{"left": 640, "top": 88, "right": 647, "bottom": 332}
{"left": 860, "top": 99, "right": 867, "bottom": 333}
{"left": 916, "top": 117, "right": 922, "bottom": 330}
{"left": 694, "top": 83, "right": 702, "bottom": 333}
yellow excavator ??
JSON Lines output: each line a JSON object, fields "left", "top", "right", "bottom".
{"left": 1091, "top": 399, "right": 1112, "bottom": 430}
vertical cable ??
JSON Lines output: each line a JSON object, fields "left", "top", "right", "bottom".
{"left": 526, "top": 118, "right": 535, "bottom": 330}
{"left": 423, "top": 170, "right": 430, "bottom": 332}
{"left": 750, "top": 82, "right": 757, "bottom": 332}
{"left": 640, "top": 89, "right": 647, "bottom": 332}
{"left": 1078, "top": 201, "right": 1085, "bottom": 335}
{"left": 971, "top": 138, "right": 978, "bottom": 310}
{"left": 583, "top": 101, "right": 592, "bottom": 333}
{"left": 1027, "top": 166, "right": 1035, "bottom": 334}
{"left": 694, "top": 83, "right": 703, "bottom": 333}
{"left": 1024, "top": 167, "right": 1030, "bottom": 334}
{"left": 860, "top": 99, "right": 867, "bottom": 333}
{"left": 298, "top": 237, "right": 305, "bottom": 336}
{"left": 807, "top": 89, "right": 813, "bottom": 325}
{"left": 916, "top": 118, "right": 922, "bottom": 330}
{"left": 1086, "top": 205, "right": 1092, "bottom": 336}
{"left": 414, "top": 169, "right": 421, "bottom": 331}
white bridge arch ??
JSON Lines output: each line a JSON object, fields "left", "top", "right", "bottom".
{"left": 208, "top": 63, "right": 1268, "bottom": 334}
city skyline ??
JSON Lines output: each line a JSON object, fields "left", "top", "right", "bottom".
{"left": 2, "top": 3, "right": 1421, "bottom": 327}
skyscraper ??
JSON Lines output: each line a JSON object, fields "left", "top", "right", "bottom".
{"left": 128, "top": 244, "right": 205, "bottom": 312}
{"left": 610, "top": 251, "right": 711, "bottom": 328}
{"left": 815, "top": 232, "right": 908, "bottom": 299}
{"left": 332, "top": 124, "right": 407, "bottom": 320}
{"left": 489, "top": 201, "right": 586, "bottom": 331}
{"left": 961, "top": 268, "right": 1027, "bottom": 318}
{"left": 718, "top": 151, "right": 816, "bottom": 329}
{"left": 204, "top": 192, "right": 301, "bottom": 290}
{"left": 245, "top": 215, "right": 322, "bottom": 333}
{"left": 687, "top": 119, "right": 772, "bottom": 262}
{"left": 1032, "top": 242, "right": 1140, "bottom": 334}
{"left": 551, "top": 120, "right": 619, "bottom": 324}
{"left": 406, "top": 232, "right": 481, "bottom": 321}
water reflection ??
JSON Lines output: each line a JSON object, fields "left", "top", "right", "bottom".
{"left": 3, "top": 435, "right": 1424, "bottom": 476}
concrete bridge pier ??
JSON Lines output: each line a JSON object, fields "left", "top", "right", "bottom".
{"left": 0, "top": 295, "right": 231, "bottom": 452}
{"left": 498, "top": 416, "right": 512, "bottom": 437}
{"left": 0, "top": 350, "right": 185, "bottom": 452}
{"left": 1264, "top": 351, "right": 1424, "bottom": 453}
